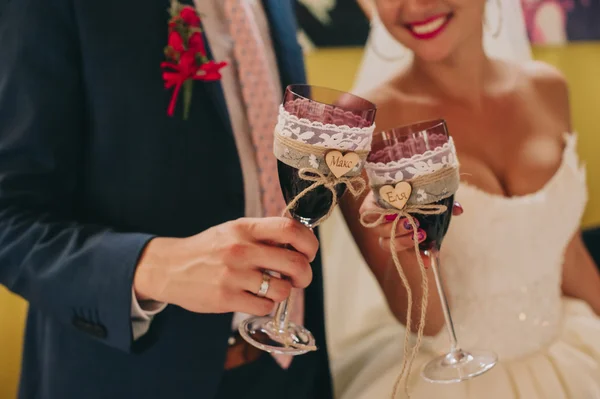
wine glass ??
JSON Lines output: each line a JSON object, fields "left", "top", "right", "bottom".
{"left": 367, "top": 119, "right": 498, "bottom": 383}
{"left": 239, "top": 84, "right": 376, "bottom": 355}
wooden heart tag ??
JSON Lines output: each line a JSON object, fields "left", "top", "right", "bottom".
{"left": 325, "top": 150, "right": 360, "bottom": 178}
{"left": 379, "top": 182, "right": 412, "bottom": 210}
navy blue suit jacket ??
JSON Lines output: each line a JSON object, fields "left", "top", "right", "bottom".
{"left": 0, "top": 0, "right": 331, "bottom": 397}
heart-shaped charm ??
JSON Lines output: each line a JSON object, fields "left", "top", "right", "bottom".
{"left": 325, "top": 150, "right": 360, "bottom": 178}
{"left": 379, "top": 182, "right": 412, "bottom": 210}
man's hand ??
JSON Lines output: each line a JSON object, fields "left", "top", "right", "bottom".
{"left": 133, "top": 217, "right": 318, "bottom": 317}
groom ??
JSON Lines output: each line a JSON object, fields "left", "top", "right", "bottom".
{"left": 0, "top": 0, "right": 332, "bottom": 398}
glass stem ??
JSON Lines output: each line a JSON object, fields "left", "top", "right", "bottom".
{"left": 427, "top": 249, "right": 460, "bottom": 353}
{"left": 272, "top": 219, "right": 314, "bottom": 332}
{"left": 274, "top": 298, "right": 290, "bottom": 332}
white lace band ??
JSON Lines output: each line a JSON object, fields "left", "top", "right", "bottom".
{"left": 274, "top": 104, "right": 375, "bottom": 152}
{"left": 365, "top": 137, "right": 459, "bottom": 186}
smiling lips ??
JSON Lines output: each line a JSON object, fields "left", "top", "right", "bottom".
{"left": 404, "top": 13, "right": 452, "bottom": 40}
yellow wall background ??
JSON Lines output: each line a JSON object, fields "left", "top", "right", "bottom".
{"left": 0, "top": 43, "right": 599, "bottom": 398}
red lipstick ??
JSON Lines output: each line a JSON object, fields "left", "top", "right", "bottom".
{"left": 404, "top": 13, "right": 453, "bottom": 40}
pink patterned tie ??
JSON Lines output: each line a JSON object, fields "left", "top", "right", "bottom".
{"left": 223, "top": 0, "right": 304, "bottom": 369}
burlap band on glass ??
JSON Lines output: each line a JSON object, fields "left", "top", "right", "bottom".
{"left": 273, "top": 132, "right": 370, "bottom": 227}
{"left": 372, "top": 166, "right": 459, "bottom": 208}
{"left": 274, "top": 132, "right": 369, "bottom": 176}
{"left": 360, "top": 139, "right": 460, "bottom": 399}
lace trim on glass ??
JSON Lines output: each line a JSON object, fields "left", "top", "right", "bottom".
{"left": 274, "top": 105, "right": 375, "bottom": 151}
{"left": 365, "top": 137, "right": 459, "bottom": 184}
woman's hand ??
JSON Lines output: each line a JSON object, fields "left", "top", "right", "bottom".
{"left": 359, "top": 191, "right": 463, "bottom": 253}
{"left": 355, "top": 191, "right": 464, "bottom": 334}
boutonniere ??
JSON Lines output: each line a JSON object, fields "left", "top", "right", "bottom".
{"left": 161, "top": 1, "right": 227, "bottom": 120}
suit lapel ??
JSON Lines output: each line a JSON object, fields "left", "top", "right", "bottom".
{"left": 261, "top": 0, "right": 307, "bottom": 88}
{"left": 198, "top": 18, "right": 235, "bottom": 137}
{"left": 202, "top": 34, "right": 235, "bottom": 135}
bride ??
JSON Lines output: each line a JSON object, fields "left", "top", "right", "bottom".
{"left": 325, "top": 0, "right": 600, "bottom": 397}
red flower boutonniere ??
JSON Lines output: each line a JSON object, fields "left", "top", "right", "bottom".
{"left": 161, "top": 1, "right": 227, "bottom": 120}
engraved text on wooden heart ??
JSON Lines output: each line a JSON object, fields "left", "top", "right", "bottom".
{"left": 325, "top": 150, "right": 360, "bottom": 178}
{"left": 379, "top": 182, "right": 412, "bottom": 210}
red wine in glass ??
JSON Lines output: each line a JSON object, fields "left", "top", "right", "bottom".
{"left": 277, "top": 161, "right": 346, "bottom": 224}
{"left": 417, "top": 195, "right": 455, "bottom": 251}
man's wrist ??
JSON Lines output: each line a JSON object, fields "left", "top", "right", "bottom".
{"left": 133, "top": 284, "right": 152, "bottom": 302}
{"left": 133, "top": 241, "right": 156, "bottom": 302}
{"left": 131, "top": 288, "right": 167, "bottom": 320}
{"left": 133, "top": 237, "right": 173, "bottom": 303}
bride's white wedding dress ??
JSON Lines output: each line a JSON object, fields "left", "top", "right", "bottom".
{"left": 321, "top": 2, "right": 600, "bottom": 396}
{"left": 330, "top": 134, "right": 600, "bottom": 398}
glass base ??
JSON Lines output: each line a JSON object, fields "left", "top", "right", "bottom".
{"left": 421, "top": 349, "right": 497, "bottom": 383}
{"left": 238, "top": 316, "right": 317, "bottom": 355}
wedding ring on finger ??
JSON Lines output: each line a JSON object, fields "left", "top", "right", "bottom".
{"left": 256, "top": 271, "right": 271, "bottom": 298}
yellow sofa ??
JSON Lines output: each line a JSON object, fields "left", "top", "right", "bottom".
{"left": 1, "top": 43, "right": 599, "bottom": 398}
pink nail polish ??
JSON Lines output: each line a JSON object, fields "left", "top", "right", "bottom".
{"left": 417, "top": 229, "right": 426, "bottom": 242}
{"left": 454, "top": 202, "right": 464, "bottom": 215}
{"left": 385, "top": 214, "right": 398, "bottom": 222}
{"left": 403, "top": 218, "right": 420, "bottom": 229}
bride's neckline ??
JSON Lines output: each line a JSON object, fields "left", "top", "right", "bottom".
{"left": 459, "top": 133, "right": 574, "bottom": 202}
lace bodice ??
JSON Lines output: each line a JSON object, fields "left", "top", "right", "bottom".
{"left": 427, "top": 133, "right": 588, "bottom": 359}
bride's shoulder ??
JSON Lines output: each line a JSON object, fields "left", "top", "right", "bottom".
{"left": 520, "top": 60, "right": 569, "bottom": 98}
{"left": 520, "top": 61, "right": 570, "bottom": 118}
{"left": 499, "top": 59, "right": 568, "bottom": 98}
{"left": 503, "top": 60, "right": 571, "bottom": 130}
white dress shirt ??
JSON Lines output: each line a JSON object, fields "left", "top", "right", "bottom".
{"left": 131, "top": 0, "right": 283, "bottom": 340}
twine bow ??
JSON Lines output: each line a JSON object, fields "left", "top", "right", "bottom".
{"left": 360, "top": 203, "right": 447, "bottom": 399}
{"left": 282, "top": 167, "right": 367, "bottom": 228}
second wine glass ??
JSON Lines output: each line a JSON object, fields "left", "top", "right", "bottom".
{"left": 367, "top": 119, "right": 498, "bottom": 383}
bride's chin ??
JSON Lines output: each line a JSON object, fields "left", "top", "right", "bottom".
{"left": 411, "top": 47, "right": 454, "bottom": 64}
